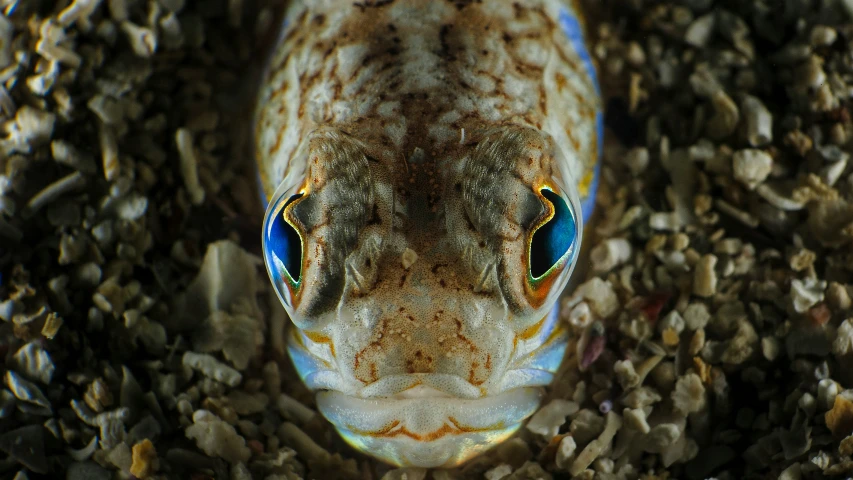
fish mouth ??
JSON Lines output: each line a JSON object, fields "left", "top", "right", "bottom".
{"left": 316, "top": 386, "right": 544, "bottom": 468}
{"left": 284, "top": 309, "right": 569, "bottom": 467}
{"left": 358, "top": 373, "right": 485, "bottom": 399}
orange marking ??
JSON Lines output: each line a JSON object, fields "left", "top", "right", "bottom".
{"left": 578, "top": 169, "right": 594, "bottom": 198}
{"left": 448, "top": 416, "right": 504, "bottom": 433}
{"left": 350, "top": 417, "right": 504, "bottom": 442}
{"left": 513, "top": 313, "right": 547, "bottom": 350}
{"left": 518, "top": 316, "right": 546, "bottom": 341}
{"left": 304, "top": 331, "right": 336, "bottom": 358}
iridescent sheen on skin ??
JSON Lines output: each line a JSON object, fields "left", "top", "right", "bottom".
{"left": 254, "top": 0, "right": 602, "bottom": 468}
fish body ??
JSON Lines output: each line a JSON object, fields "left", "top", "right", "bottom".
{"left": 254, "top": 0, "right": 601, "bottom": 468}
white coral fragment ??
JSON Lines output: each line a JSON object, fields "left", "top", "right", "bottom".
{"left": 176, "top": 128, "right": 205, "bottom": 205}
{"left": 11, "top": 342, "right": 55, "bottom": 384}
{"left": 483, "top": 464, "right": 512, "bottom": 480}
{"left": 622, "top": 408, "right": 650, "bottom": 434}
{"left": 182, "top": 352, "right": 242, "bottom": 387}
{"left": 590, "top": 238, "right": 632, "bottom": 273}
{"left": 526, "top": 399, "right": 579, "bottom": 439}
{"left": 833, "top": 319, "right": 853, "bottom": 355}
{"left": 555, "top": 435, "right": 577, "bottom": 470}
{"left": 671, "top": 373, "right": 706, "bottom": 415}
{"left": 569, "top": 411, "right": 622, "bottom": 476}
{"left": 790, "top": 277, "right": 826, "bottom": 313}
{"left": 172, "top": 240, "right": 262, "bottom": 330}
{"left": 568, "top": 277, "right": 619, "bottom": 318}
{"left": 185, "top": 410, "right": 250, "bottom": 464}
{"left": 192, "top": 310, "right": 263, "bottom": 370}
{"left": 121, "top": 21, "right": 157, "bottom": 58}
{"left": 693, "top": 254, "right": 718, "bottom": 297}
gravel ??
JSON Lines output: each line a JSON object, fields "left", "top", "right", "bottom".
{"left": 2, "top": 0, "right": 853, "bottom": 479}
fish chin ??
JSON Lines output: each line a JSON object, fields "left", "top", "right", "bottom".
{"left": 285, "top": 306, "right": 570, "bottom": 468}
{"left": 316, "top": 387, "right": 543, "bottom": 468}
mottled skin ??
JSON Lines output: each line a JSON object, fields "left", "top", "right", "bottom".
{"left": 255, "top": 0, "right": 600, "bottom": 468}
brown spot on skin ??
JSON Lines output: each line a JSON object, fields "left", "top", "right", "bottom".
{"left": 439, "top": 24, "right": 455, "bottom": 61}
{"left": 555, "top": 72, "right": 567, "bottom": 91}
{"left": 447, "top": 0, "right": 481, "bottom": 11}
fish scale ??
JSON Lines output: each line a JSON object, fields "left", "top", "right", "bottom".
{"left": 254, "top": 0, "right": 602, "bottom": 468}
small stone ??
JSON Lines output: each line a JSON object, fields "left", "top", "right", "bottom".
{"left": 683, "top": 303, "right": 711, "bottom": 330}
{"left": 622, "top": 408, "right": 650, "bottom": 434}
{"left": 693, "top": 254, "right": 718, "bottom": 297}
{"left": 0, "top": 426, "right": 48, "bottom": 474}
{"left": 176, "top": 128, "right": 205, "bottom": 205}
{"left": 570, "top": 409, "right": 606, "bottom": 445}
{"left": 526, "top": 399, "right": 579, "bottom": 439}
{"left": 835, "top": 322, "right": 853, "bottom": 359}
{"left": 276, "top": 393, "right": 316, "bottom": 424}
{"left": 779, "top": 463, "right": 802, "bottom": 480}
{"left": 622, "top": 387, "right": 662, "bottom": 409}
{"left": 742, "top": 96, "right": 773, "bottom": 147}
{"left": 590, "top": 238, "right": 632, "bottom": 273}
{"left": 649, "top": 212, "right": 682, "bottom": 231}
{"left": 825, "top": 395, "right": 853, "bottom": 438}
{"left": 818, "top": 379, "right": 839, "bottom": 411}
{"left": 762, "top": 336, "right": 781, "bottom": 361}
{"left": 707, "top": 90, "right": 740, "bottom": 139}
{"left": 570, "top": 278, "right": 620, "bottom": 318}
{"left": 624, "top": 147, "right": 649, "bottom": 176}
{"left": 672, "top": 373, "right": 706, "bottom": 415}
{"left": 484, "top": 464, "right": 512, "bottom": 480}
{"left": 625, "top": 41, "right": 646, "bottom": 66}
{"left": 66, "top": 462, "right": 110, "bottom": 480}
{"left": 555, "top": 435, "right": 577, "bottom": 470}
{"left": 840, "top": 435, "right": 853, "bottom": 456}
{"left": 643, "top": 423, "right": 681, "bottom": 453}
{"left": 732, "top": 149, "right": 773, "bottom": 190}
{"left": 570, "top": 412, "right": 622, "bottom": 476}
{"left": 688, "top": 329, "right": 706, "bottom": 356}
{"left": 10, "top": 342, "right": 55, "bottom": 384}
{"left": 810, "top": 25, "right": 837, "bottom": 46}
{"left": 790, "top": 278, "right": 827, "bottom": 313}
{"left": 130, "top": 439, "right": 158, "bottom": 479}
{"left": 684, "top": 13, "right": 715, "bottom": 47}
{"left": 226, "top": 391, "right": 269, "bottom": 415}
{"left": 84, "top": 377, "right": 114, "bottom": 413}
{"left": 121, "top": 21, "right": 157, "bottom": 57}
{"left": 807, "top": 303, "right": 831, "bottom": 326}
{"left": 613, "top": 360, "right": 639, "bottom": 390}
{"left": 661, "top": 327, "right": 680, "bottom": 346}
{"left": 106, "top": 443, "right": 132, "bottom": 471}
{"left": 5, "top": 371, "right": 51, "bottom": 413}
{"left": 185, "top": 410, "right": 251, "bottom": 463}
{"left": 182, "top": 352, "right": 243, "bottom": 387}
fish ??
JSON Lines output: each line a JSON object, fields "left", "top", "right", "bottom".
{"left": 254, "top": 0, "right": 602, "bottom": 469}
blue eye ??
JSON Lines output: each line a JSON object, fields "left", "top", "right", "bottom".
{"left": 529, "top": 189, "right": 576, "bottom": 279}
{"left": 265, "top": 193, "right": 304, "bottom": 284}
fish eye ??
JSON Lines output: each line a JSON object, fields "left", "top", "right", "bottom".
{"left": 529, "top": 188, "right": 577, "bottom": 279}
{"left": 265, "top": 193, "right": 304, "bottom": 286}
